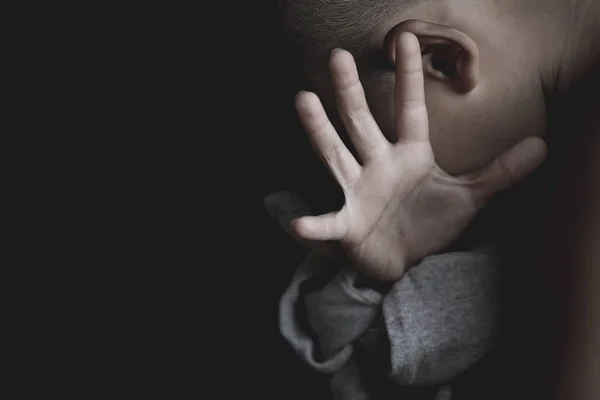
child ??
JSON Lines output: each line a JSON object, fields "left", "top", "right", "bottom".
{"left": 266, "top": 0, "right": 599, "bottom": 398}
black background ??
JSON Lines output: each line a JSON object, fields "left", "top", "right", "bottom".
{"left": 98, "top": 2, "right": 335, "bottom": 398}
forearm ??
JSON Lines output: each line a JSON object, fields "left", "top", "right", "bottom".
{"left": 541, "top": 127, "right": 600, "bottom": 400}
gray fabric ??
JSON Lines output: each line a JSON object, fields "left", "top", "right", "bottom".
{"left": 268, "top": 191, "right": 500, "bottom": 399}
{"left": 384, "top": 249, "right": 499, "bottom": 386}
{"left": 279, "top": 248, "right": 499, "bottom": 400}
{"left": 279, "top": 252, "right": 362, "bottom": 373}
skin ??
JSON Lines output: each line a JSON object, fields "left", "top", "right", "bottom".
{"left": 363, "top": 1, "right": 550, "bottom": 176}
{"left": 282, "top": 0, "right": 600, "bottom": 396}
{"left": 292, "top": 35, "right": 546, "bottom": 281}
{"left": 295, "top": 0, "right": 594, "bottom": 176}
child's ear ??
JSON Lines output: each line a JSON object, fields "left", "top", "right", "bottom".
{"left": 383, "top": 19, "right": 479, "bottom": 93}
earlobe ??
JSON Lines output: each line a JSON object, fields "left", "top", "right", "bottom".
{"left": 383, "top": 19, "right": 479, "bottom": 93}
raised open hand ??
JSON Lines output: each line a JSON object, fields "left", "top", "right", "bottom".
{"left": 290, "top": 33, "right": 547, "bottom": 280}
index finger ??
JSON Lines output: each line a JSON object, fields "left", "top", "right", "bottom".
{"left": 394, "top": 32, "right": 429, "bottom": 142}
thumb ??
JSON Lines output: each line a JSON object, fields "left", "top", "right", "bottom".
{"left": 291, "top": 208, "right": 350, "bottom": 242}
{"left": 264, "top": 191, "right": 312, "bottom": 239}
{"left": 264, "top": 191, "right": 343, "bottom": 258}
{"left": 466, "top": 136, "right": 547, "bottom": 204}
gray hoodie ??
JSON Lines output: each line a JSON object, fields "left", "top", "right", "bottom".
{"left": 267, "top": 192, "right": 500, "bottom": 400}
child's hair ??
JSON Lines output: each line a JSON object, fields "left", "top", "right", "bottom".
{"left": 278, "top": 0, "right": 427, "bottom": 78}
{"left": 279, "top": 0, "right": 424, "bottom": 55}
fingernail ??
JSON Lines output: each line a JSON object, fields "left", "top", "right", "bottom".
{"left": 331, "top": 48, "right": 342, "bottom": 56}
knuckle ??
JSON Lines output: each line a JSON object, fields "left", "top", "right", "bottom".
{"left": 337, "top": 79, "right": 362, "bottom": 93}
{"left": 397, "top": 98, "right": 426, "bottom": 111}
{"left": 340, "top": 177, "right": 359, "bottom": 191}
{"left": 396, "top": 69, "right": 423, "bottom": 77}
{"left": 496, "top": 158, "right": 518, "bottom": 188}
{"left": 324, "top": 143, "right": 346, "bottom": 164}
{"left": 347, "top": 107, "right": 369, "bottom": 125}
{"left": 312, "top": 120, "right": 332, "bottom": 138}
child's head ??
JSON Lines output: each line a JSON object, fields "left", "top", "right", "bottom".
{"left": 278, "top": 0, "right": 582, "bottom": 175}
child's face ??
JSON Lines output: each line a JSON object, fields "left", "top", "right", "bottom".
{"left": 289, "top": 1, "right": 548, "bottom": 176}
{"left": 359, "top": 55, "right": 547, "bottom": 175}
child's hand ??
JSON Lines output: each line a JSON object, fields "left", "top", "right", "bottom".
{"left": 292, "top": 33, "right": 547, "bottom": 281}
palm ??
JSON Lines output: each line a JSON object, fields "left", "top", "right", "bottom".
{"left": 340, "top": 142, "right": 433, "bottom": 248}
{"left": 339, "top": 142, "right": 476, "bottom": 278}
{"left": 291, "top": 35, "right": 546, "bottom": 281}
